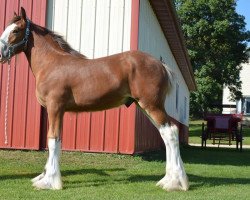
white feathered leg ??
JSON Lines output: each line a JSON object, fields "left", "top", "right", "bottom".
{"left": 156, "top": 126, "right": 172, "bottom": 187}
{"left": 32, "top": 139, "right": 62, "bottom": 190}
{"left": 157, "top": 124, "right": 189, "bottom": 191}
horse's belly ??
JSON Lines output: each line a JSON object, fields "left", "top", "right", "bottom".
{"left": 66, "top": 92, "right": 129, "bottom": 112}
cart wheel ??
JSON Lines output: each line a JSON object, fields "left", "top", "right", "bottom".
{"left": 201, "top": 122, "right": 206, "bottom": 147}
{"left": 236, "top": 123, "right": 243, "bottom": 151}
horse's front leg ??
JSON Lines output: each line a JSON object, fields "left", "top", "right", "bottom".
{"left": 32, "top": 102, "right": 63, "bottom": 190}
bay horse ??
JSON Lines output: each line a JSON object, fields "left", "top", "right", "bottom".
{"left": 0, "top": 8, "right": 188, "bottom": 191}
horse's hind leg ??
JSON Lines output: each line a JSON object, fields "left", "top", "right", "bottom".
{"left": 139, "top": 104, "right": 189, "bottom": 191}
{"left": 32, "top": 101, "right": 63, "bottom": 190}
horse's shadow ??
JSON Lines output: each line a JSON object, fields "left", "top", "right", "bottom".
{"left": 62, "top": 170, "right": 250, "bottom": 190}
{"left": 0, "top": 173, "right": 37, "bottom": 181}
{"left": 128, "top": 173, "right": 250, "bottom": 188}
{"left": 186, "top": 174, "right": 250, "bottom": 191}
{"left": 139, "top": 146, "right": 250, "bottom": 166}
{"left": 63, "top": 167, "right": 125, "bottom": 177}
{"left": 1, "top": 167, "right": 250, "bottom": 191}
{"left": 0, "top": 167, "right": 125, "bottom": 181}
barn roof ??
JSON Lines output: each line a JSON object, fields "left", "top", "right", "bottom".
{"left": 149, "top": 0, "right": 196, "bottom": 91}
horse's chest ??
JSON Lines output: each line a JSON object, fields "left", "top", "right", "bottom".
{"left": 36, "top": 90, "right": 46, "bottom": 107}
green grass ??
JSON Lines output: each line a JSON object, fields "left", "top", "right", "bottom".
{"left": 0, "top": 148, "right": 250, "bottom": 200}
{"left": 189, "top": 120, "right": 250, "bottom": 145}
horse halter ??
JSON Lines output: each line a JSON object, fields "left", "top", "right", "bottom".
{"left": 0, "top": 19, "right": 30, "bottom": 62}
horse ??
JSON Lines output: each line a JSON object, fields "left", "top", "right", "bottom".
{"left": 0, "top": 7, "right": 188, "bottom": 191}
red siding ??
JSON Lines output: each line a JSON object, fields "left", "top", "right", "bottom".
{"left": 0, "top": 0, "right": 47, "bottom": 149}
{"left": 0, "top": 0, "right": 188, "bottom": 154}
{"left": 57, "top": 106, "right": 136, "bottom": 154}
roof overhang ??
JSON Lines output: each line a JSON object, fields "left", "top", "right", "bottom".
{"left": 149, "top": 0, "right": 196, "bottom": 91}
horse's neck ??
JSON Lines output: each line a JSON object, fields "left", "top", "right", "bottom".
{"left": 25, "top": 26, "right": 62, "bottom": 77}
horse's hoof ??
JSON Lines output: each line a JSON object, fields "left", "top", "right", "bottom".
{"left": 32, "top": 176, "right": 63, "bottom": 190}
{"left": 33, "top": 178, "right": 52, "bottom": 190}
{"left": 156, "top": 175, "right": 169, "bottom": 188}
{"left": 157, "top": 174, "right": 189, "bottom": 191}
{"left": 31, "top": 172, "right": 45, "bottom": 183}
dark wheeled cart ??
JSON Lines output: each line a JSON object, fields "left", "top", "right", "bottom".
{"left": 201, "top": 114, "right": 243, "bottom": 151}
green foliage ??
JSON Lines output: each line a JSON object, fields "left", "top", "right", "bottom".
{"left": 175, "top": 0, "right": 250, "bottom": 117}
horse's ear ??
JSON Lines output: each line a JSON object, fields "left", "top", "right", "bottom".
{"left": 14, "top": 11, "right": 18, "bottom": 17}
{"left": 20, "top": 7, "right": 26, "bottom": 21}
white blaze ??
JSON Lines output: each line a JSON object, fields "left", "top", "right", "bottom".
{"left": 0, "top": 23, "right": 17, "bottom": 48}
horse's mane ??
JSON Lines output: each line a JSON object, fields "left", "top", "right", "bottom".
{"left": 32, "top": 22, "right": 87, "bottom": 59}
{"left": 47, "top": 30, "right": 87, "bottom": 59}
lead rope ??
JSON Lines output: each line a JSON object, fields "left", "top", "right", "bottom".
{"left": 4, "top": 60, "right": 11, "bottom": 145}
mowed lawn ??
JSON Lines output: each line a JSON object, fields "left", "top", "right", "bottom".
{"left": 0, "top": 147, "right": 250, "bottom": 200}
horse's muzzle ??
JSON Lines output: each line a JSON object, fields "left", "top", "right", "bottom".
{"left": 0, "top": 44, "right": 10, "bottom": 63}
{"left": 0, "top": 39, "right": 11, "bottom": 63}
{"left": 0, "top": 52, "right": 8, "bottom": 64}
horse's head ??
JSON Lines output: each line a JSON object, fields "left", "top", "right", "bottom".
{"left": 0, "top": 7, "right": 30, "bottom": 63}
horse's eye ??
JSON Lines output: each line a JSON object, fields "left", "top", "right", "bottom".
{"left": 13, "top": 29, "right": 19, "bottom": 34}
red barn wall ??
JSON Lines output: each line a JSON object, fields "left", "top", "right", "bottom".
{"left": 0, "top": 0, "right": 46, "bottom": 150}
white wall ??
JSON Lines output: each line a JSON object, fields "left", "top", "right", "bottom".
{"left": 240, "top": 61, "right": 250, "bottom": 96}
{"left": 138, "top": 0, "right": 190, "bottom": 126}
{"left": 222, "top": 86, "right": 237, "bottom": 114}
{"left": 46, "top": 0, "right": 131, "bottom": 58}
{"left": 223, "top": 60, "right": 250, "bottom": 114}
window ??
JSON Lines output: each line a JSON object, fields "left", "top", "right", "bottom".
{"left": 184, "top": 97, "right": 187, "bottom": 120}
{"left": 176, "top": 83, "right": 179, "bottom": 111}
{"left": 240, "top": 97, "right": 250, "bottom": 115}
{"left": 245, "top": 98, "right": 250, "bottom": 115}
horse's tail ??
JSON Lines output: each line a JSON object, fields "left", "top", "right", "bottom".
{"left": 162, "top": 63, "right": 174, "bottom": 95}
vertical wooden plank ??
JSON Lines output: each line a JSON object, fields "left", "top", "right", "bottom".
{"left": 53, "top": 0, "right": 68, "bottom": 34}
{"left": 80, "top": 0, "right": 96, "bottom": 58}
{"left": 89, "top": 111, "right": 105, "bottom": 152}
{"left": 0, "top": 0, "right": 7, "bottom": 147}
{"left": 94, "top": 0, "right": 110, "bottom": 58}
{"left": 108, "top": 0, "right": 124, "bottom": 55}
{"left": 67, "top": 0, "right": 82, "bottom": 50}
{"left": 118, "top": 105, "right": 136, "bottom": 154}
{"left": 123, "top": 0, "right": 132, "bottom": 51}
{"left": 130, "top": 0, "right": 139, "bottom": 51}
{"left": 104, "top": 108, "right": 120, "bottom": 153}
{"left": 62, "top": 113, "right": 78, "bottom": 150}
{"left": 75, "top": 113, "right": 91, "bottom": 151}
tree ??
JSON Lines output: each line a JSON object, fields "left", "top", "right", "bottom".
{"left": 174, "top": 0, "right": 250, "bottom": 117}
